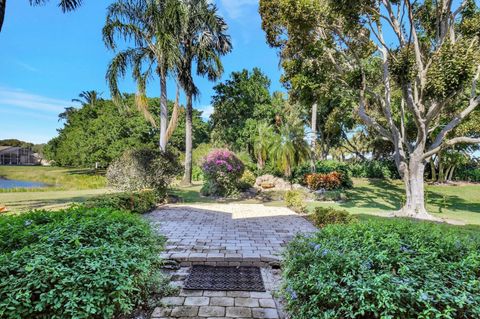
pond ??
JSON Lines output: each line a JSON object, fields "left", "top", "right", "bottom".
{"left": 0, "top": 178, "right": 46, "bottom": 189}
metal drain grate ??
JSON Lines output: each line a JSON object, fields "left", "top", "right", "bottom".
{"left": 184, "top": 265, "right": 266, "bottom": 291}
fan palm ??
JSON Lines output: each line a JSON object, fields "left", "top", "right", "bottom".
{"left": 103, "top": 0, "right": 185, "bottom": 151}
{"left": 72, "top": 90, "right": 102, "bottom": 106}
{"left": 177, "top": 0, "right": 232, "bottom": 185}
{"left": 0, "top": 0, "right": 82, "bottom": 32}
{"left": 270, "top": 117, "right": 310, "bottom": 178}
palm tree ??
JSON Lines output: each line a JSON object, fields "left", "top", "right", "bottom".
{"left": 270, "top": 116, "right": 310, "bottom": 178}
{"left": 177, "top": 0, "right": 232, "bottom": 185}
{"left": 103, "top": 0, "right": 185, "bottom": 151}
{"left": 72, "top": 90, "right": 102, "bottom": 106}
{"left": 0, "top": 0, "right": 82, "bottom": 32}
{"left": 253, "top": 122, "right": 274, "bottom": 169}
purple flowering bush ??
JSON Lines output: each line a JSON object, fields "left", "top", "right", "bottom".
{"left": 282, "top": 219, "right": 480, "bottom": 318}
{"left": 200, "top": 149, "right": 245, "bottom": 196}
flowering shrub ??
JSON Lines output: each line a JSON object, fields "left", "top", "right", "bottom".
{"left": 305, "top": 172, "right": 342, "bottom": 190}
{"left": 282, "top": 219, "right": 480, "bottom": 319}
{"left": 200, "top": 149, "right": 244, "bottom": 196}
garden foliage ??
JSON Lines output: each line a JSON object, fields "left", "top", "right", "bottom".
{"left": 282, "top": 219, "right": 480, "bottom": 319}
{"left": 106, "top": 148, "right": 181, "bottom": 196}
{"left": 200, "top": 149, "right": 244, "bottom": 197}
{"left": 293, "top": 160, "right": 353, "bottom": 188}
{"left": 305, "top": 172, "right": 342, "bottom": 190}
{"left": 0, "top": 206, "right": 168, "bottom": 319}
{"left": 308, "top": 207, "right": 357, "bottom": 228}
{"left": 284, "top": 190, "right": 306, "bottom": 213}
{"left": 86, "top": 190, "right": 159, "bottom": 214}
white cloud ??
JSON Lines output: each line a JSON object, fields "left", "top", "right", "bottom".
{"left": 198, "top": 104, "right": 214, "bottom": 120}
{"left": 219, "top": 0, "right": 258, "bottom": 20}
{"left": 0, "top": 87, "right": 71, "bottom": 113}
{"left": 15, "top": 61, "right": 39, "bottom": 73}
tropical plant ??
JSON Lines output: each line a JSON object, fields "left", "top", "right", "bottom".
{"left": 0, "top": 0, "right": 82, "bottom": 32}
{"left": 71, "top": 90, "right": 102, "bottom": 106}
{"left": 270, "top": 114, "right": 310, "bottom": 178}
{"left": 177, "top": 0, "right": 232, "bottom": 185}
{"left": 103, "top": 0, "right": 185, "bottom": 151}
{"left": 253, "top": 122, "right": 274, "bottom": 169}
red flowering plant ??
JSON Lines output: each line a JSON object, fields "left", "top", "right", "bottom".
{"left": 201, "top": 149, "right": 245, "bottom": 196}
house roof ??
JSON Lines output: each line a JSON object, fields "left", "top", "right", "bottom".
{"left": 0, "top": 146, "right": 20, "bottom": 154}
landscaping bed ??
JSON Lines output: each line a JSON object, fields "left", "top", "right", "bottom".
{"left": 282, "top": 218, "right": 480, "bottom": 318}
{"left": 0, "top": 206, "right": 171, "bottom": 318}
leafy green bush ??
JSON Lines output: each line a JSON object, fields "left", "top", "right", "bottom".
{"left": 308, "top": 207, "right": 356, "bottom": 228}
{"left": 192, "top": 165, "right": 204, "bottom": 181}
{"left": 106, "top": 148, "right": 181, "bottom": 197}
{"left": 240, "top": 170, "right": 256, "bottom": 187}
{"left": 86, "top": 190, "right": 159, "bottom": 214}
{"left": 0, "top": 206, "right": 169, "bottom": 319}
{"left": 285, "top": 190, "right": 306, "bottom": 213}
{"left": 456, "top": 166, "right": 480, "bottom": 182}
{"left": 349, "top": 159, "right": 400, "bottom": 179}
{"left": 282, "top": 219, "right": 480, "bottom": 319}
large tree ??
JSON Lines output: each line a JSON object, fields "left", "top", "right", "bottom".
{"left": 261, "top": 0, "right": 480, "bottom": 220}
{"left": 103, "top": 0, "right": 184, "bottom": 151}
{"left": 210, "top": 68, "right": 272, "bottom": 151}
{"left": 0, "top": 0, "right": 82, "bottom": 32}
{"left": 177, "top": 0, "right": 231, "bottom": 185}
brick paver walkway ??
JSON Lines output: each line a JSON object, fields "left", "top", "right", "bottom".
{"left": 145, "top": 203, "right": 317, "bottom": 319}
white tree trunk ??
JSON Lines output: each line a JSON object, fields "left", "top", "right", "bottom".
{"left": 396, "top": 158, "right": 438, "bottom": 220}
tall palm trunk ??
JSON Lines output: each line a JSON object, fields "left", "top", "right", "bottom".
{"left": 165, "top": 84, "right": 180, "bottom": 143}
{"left": 0, "top": 0, "right": 6, "bottom": 32}
{"left": 159, "top": 66, "right": 168, "bottom": 151}
{"left": 182, "top": 92, "right": 193, "bottom": 185}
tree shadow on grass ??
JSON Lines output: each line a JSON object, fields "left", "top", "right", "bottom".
{"left": 427, "top": 190, "right": 480, "bottom": 214}
{"left": 340, "top": 179, "right": 404, "bottom": 211}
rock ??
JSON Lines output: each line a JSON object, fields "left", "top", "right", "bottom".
{"left": 255, "top": 175, "right": 292, "bottom": 191}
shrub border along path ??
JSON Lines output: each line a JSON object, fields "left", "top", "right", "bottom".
{"left": 145, "top": 203, "right": 317, "bottom": 319}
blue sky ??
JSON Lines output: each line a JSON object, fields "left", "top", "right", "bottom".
{"left": 0, "top": 0, "right": 283, "bottom": 144}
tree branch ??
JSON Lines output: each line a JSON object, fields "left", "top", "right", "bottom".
{"left": 423, "top": 137, "right": 480, "bottom": 159}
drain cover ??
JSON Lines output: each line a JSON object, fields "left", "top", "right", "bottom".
{"left": 184, "top": 265, "right": 265, "bottom": 291}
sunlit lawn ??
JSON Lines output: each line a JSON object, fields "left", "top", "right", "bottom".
{"left": 171, "top": 178, "right": 480, "bottom": 226}
{"left": 308, "top": 178, "right": 480, "bottom": 225}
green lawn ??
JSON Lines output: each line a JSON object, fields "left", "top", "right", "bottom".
{"left": 171, "top": 178, "right": 480, "bottom": 226}
{"left": 308, "top": 178, "right": 480, "bottom": 225}
{"left": 0, "top": 166, "right": 106, "bottom": 192}
{"left": 0, "top": 166, "right": 110, "bottom": 212}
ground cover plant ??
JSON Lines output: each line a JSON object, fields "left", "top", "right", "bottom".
{"left": 0, "top": 206, "right": 169, "bottom": 318}
{"left": 308, "top": 207, "right": 357, "bottom": 228}
{"left": 283, "top": 219, "right": 480, "bottom": 319}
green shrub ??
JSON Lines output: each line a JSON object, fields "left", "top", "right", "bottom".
{"left": 192, "top": 165, "right": 204, "bottom": 181}
{"left": 240, "top": 170, "right": 256, "bottom": 187}
{"left": 106, "top": 148, "right": 181, "bottom": 197}
{"left": 349, "top": 159, "right": 399, "bottom": 179}
{"left": 308, "top": 207, "right": 357, "bottom": 228}
{"left": 285, "top": 190, "right": 306, "bottom": 213}
{"left": 86, "top": 190, "right": 159, "bottom": 214}
{"left": 282, "top": 219, "right": 480, "bottom": 319}
{"left": 0, "top": 206, "right": 169, "bottom": 318}
{"left": 456, "top": 167, "right": 480, "bottom": 182}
